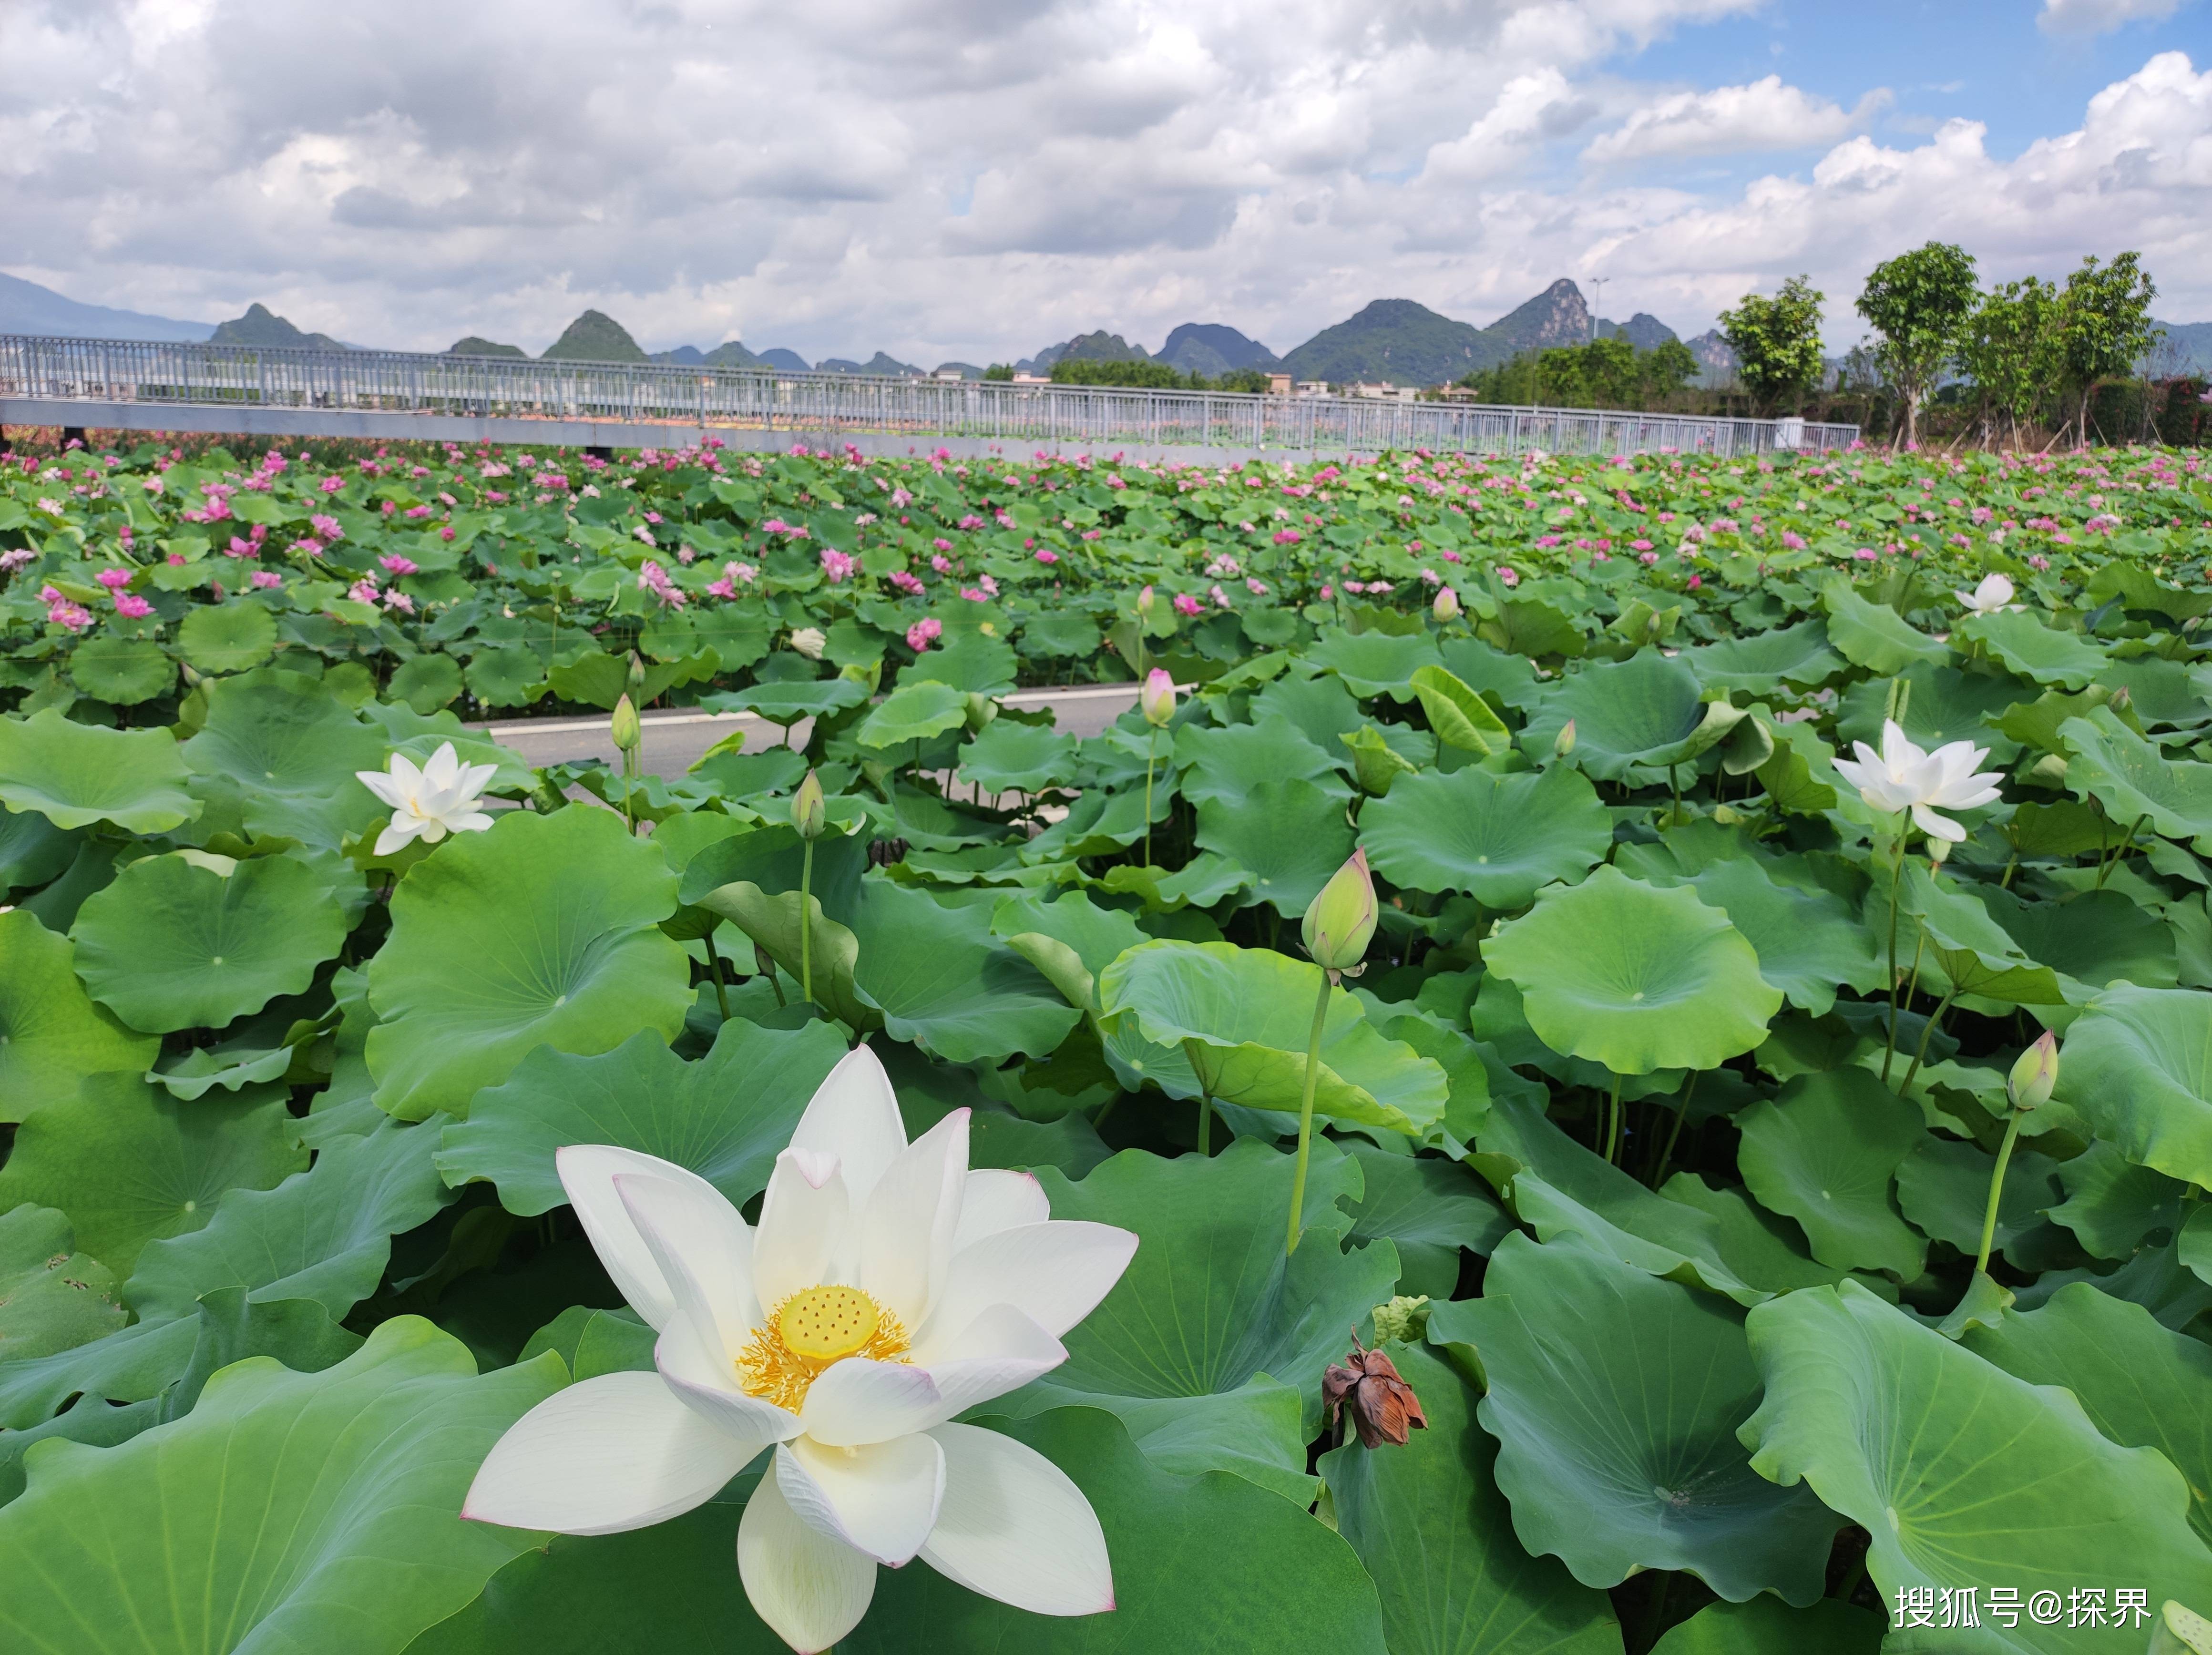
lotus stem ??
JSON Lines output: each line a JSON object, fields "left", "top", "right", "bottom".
{"left": 1197, "top": 1078, "right": 1213, "bottom": 1156}
{"left": 1649, "top": 1071, "right": 1698, "bottom": 1188}
{"left": 1603, "top": 1072, "right": 1624, "bottom": 1165}
{"left": 704, "top": 930, "right": 730, "bottom": 1020}
{"left": 2096, "top": 814, "right": 2148, "bottom": 890}
{"left": 1899, "top": 984, "right": 1957, "bottom": 1096}
{"left": 1975, "top": 1109, "right": 2026, "bottom": 1276}
{"left": 1881, "top": 829, "right": 1906, "bottom": 1081}
{"left": 799, "top": 837, "right": 816, "bottom": 1008}
{"left": 1143, "top": 727, "right": 1157, "bottom": 870}
{"left": 1286, "top": 969, "right": 1333, "bottom": 1257}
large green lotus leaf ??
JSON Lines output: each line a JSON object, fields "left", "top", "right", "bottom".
{"left": 0, "top": 802, "right": 80, "bottom": 893}
{"left": 69, "top": 635, "right": 174, "bottom": 705}
{"left": 850, "top": 879, "right": 1084, "bottom": 1063}
{"left": 1979, "top": 885, "right": 2178, "bottom": 993}
{"left": 988, "top": 888, "right": 1150, "bottom": 1011}
{"left": 464, "top": 647, "right": 548, "bottom": 709}
{"left": 1964, "top": 1282, "right": 2212, "bottom": 1546}
{"left": 436, "top": 1017, "right": 846, "bottom": 1215}
{"left": 1659, "top": 1172, "right": 1861, "bottom": 1295}
{"left": 1516, "top": 650, "right": 1716, "bottom": 781}
{"left": 1098, "top": 940, "right": 1450, "bottom": 1134}
{"left": 365, "top": 806, "right": 692, "bottom": 1120}
{"left": 1485, "top": 867, "right": 1782, "bottom": 1075}
{"left": 702, "top": 674, "right": 869, "bottom": 725}
{"left": 1360, "top": 763, "right": 1613, "bottom": 910}
{"left": 678, "top": 819, "right": 871, "bottom": 920}
{"left": 1893, "top": 1134, "right": 2066, "bottom": 1269}
{"left": 1820, "top": 583, "right": 1949, "bottom": 674}
{"left": 1734, "top": 1070, "right": 1927, "bottom": 1280}
{"left": 2046, "top": 1138, "right": 2188, "bottom": 1260}
{"left": 2105, "top": 655, "right": 2211, "bottom": 730}
{"left": 177, "top": 599, "right": 279, "bottom": 672}
{"left": 0, "top": 707, "right": 197, "bottom": 833}
{"left": 0, "top": 1314, "right": 200, "bottom": 1431}
{"left": 901, "top": 627, "right": 1018, "bottom": 694}
{"left": 0, "top": 909, "right": 158, "bottom": 1123}
{"left": 1342, "top": 1140, "right": 1511, "bottom": 1297}
{"left": 1650, "top": 1598, "right": 1882, "bottom": 1655}
{"left": 1250, "top": 668, "right": 1367, "bottom": 753}
{"left": 1835, "top": 661, "right": 2025, "bottom": 765}
{"left": 1007, "top": 1139, "right": 1401, "bottom": 1462}
{"left": 1742, "top": 1279, "right": 2212, "bottom": 1655}
{"left": 0, "top": 1204, "right": 125, "bottom": 1361}
{"left": 1193, "top": 775, "right": 1355, "bottom": 916}
{"left": 956, "top": 717, "right": 1079, "bottom": 794}
{"left": 413, "top": 1407, "right": 1388, "bottom": 1655}
{"left": 1306, "top": 625, "right": 1442, "bottom": 698}
{"left": 182, "top": 671, "right": 389, "bottom": 848}
{"left": 1689, "top": 618, "right": 1848, "bottom": 694}
{"left": 1437, "top": 635, "right": 1543, "bottom": 710}
{"left": 70, "top": 851, "right": 350, "bottom": 1033}
{"left": 2062, "top": 707, "right": 2212, "bottom": 848}
{"left": 1173, "top": 716, "right": 1348, "bottom": 803}
{"left": 2059, "top": 986, "right": 2212, "bottom": 1187}
{"left": 853, "top": 677, "right": 968, "bottom": 748}
{"left": 701, "top": 882, "right": 878, "bottom": 1032}
{"left": 0, "top": 1318, "right": 561, "bottom": 1655}
{"left": 1409, "top": 664, "right": 1512, "bottom": 754}
{"left": 387, "top": 653, "right": 463, "bottom": 714}
{"left": 1883, "top": 862, "right": 2065, "bottom": 1007}
{"left": 0, "top": 1074, "right": 305, "bottom": 1277}
{"left": 1433, "top": 1232, "right": 1842, "bottom": 1603}
{"left": 1956, "top": 607, "right": 2110, "bottom": 688}
{"left": 1671, "top": 854, "right": 1882, "bottom": 1017}
{"left": 123, "top": 1117, "right": 453, "bottom": 1324}
{"left": 1320, "top": 1339, "right": 1622, "bottom": 1655}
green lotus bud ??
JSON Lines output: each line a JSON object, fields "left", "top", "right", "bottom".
{"left": 626, "top": 649, "right": 646, "bottom": 695}
{"left": 611, "top": 694, "right": 641, "bottom": 755}
{"left": 1554, "top": 719, "right": 1577, "bottom": 758}
{"left": 2007, "top": 1030, "right": 2058, "bottom": 1113}
{"left": 965, "top": 692, "right": 998, "bottom": 734}
{"left": 791, "top": 769, "right": 826, "bottom": 839}
{"left": 1301, "top": 848, "right": 1377, "bottom": 975}
{"left": 1433, "top": 586, "right": 1459, "bottom": 623}
{"left": 1140, "top": 668, "right": 1177, "bottom": 727}
{"left": 1926, "top": 836, "right": 1952, "bottom": 866}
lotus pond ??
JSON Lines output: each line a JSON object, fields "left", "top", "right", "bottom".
{"left": 2, "top": 435, "right": 2212, "bottom": 1653}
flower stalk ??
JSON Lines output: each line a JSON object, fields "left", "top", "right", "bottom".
{"left": 792, "top": 770, "right": 825, "bottom": 1008}
{"left": 1289, "top": 850, "right": 1377, "bottom": 1256}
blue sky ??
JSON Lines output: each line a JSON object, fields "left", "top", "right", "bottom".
{"left": 3, "top": 0, "right": 2209, "bottom": 361}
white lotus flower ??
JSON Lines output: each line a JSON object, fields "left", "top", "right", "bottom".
{"left": 463, "top": 1046, "right": 1137, "bottom": 1652}
{"left": 354, "top": 741, "right": 497, "bottom": 856}
{"left": 789, "top": 626, "right": 828, "bottom": 659}
{"left": 1831, "top": 719, "right": 2004, "bottom": 843}
{"left": 1955, "top": 572, "right": 2016, "bottom": 614}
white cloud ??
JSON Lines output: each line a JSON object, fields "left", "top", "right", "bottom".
{"left": 1581, "top": 75, "right": 1886, "bottom": 164}
{"left": 2038, "top": 0, "right": 2181, "bottom": 36}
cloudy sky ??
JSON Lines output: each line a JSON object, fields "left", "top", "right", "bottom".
{"left": 3, "top": 0, "right": 2207, "bottom": 365}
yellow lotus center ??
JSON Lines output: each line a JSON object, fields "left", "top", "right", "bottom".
{"left": 737, "top": 1285, "right": 909, "bottom": 1412}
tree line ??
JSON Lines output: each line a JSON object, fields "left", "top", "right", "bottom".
{"left": 982, "top": 359, "right": 1276, "bottom": 392}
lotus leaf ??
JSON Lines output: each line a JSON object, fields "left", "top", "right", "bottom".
{"left": 0, "top": 708, "right": 197, "bottom": 833}
{"left": 1735, "top": 1070, "right": 1928, "bottom": 1279}
{"left": 1360, "top": 763, "right": 1612, "bottom": 910}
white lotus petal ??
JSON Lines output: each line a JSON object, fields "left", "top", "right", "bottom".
{"left": 798, "top": 1356, "right": 946, "bottom": 1448}
{"left": 556, "top": 1145, "right": 731, "bottom": 1330}
{"left": 372, "top": 818, "right": 427, "bottom": 858}
{"left": 914, "top": 1303, "right": 1068, "bottom": 1418}
{"left": 354, "top": 769, "right": 405, "bottom": 810}
{"left": 752, "top": 1149, "right": 853, "bottom": 1309}
{"left": 654, "top": 1321, "right": 805, "bottom": 1447}
{"left": 1912, "top": 803, "right": 1967, "bottom": 843}
{"left": 778, "top": 1434, "right": 946, "bottom": 1566}
{"left": 789, "top": 1043, "right": 907, "bottom": 1209}
{"left": 860, "top": 1107, "right": 967, "bottom": 1328}
{"left": 920, "top": 1421, "right": 1114, "bottom": 1616}
{"left": 422, "top": 740, "right": 461, "bottom": 791}
{"left": 914, "top": 1221, "right": 1137, "bottom": 1363}
{"left": 952, "top": 1169, "right": 1049, "bottom": 1253}
{"left": 738, "top": 1464, "right": 878, "bottom": 1654}
{"left": 614, "top": 1170, "right": 759, "bottom": 1359}
{"left": 462, "top": 1371, "right": 754, "bottom": 1536}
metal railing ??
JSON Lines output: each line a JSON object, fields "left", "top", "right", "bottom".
{"left": 0, "top": 333, "right": 1858, "bottom": 457}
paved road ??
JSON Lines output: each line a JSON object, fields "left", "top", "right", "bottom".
{"left": 471, "top": 682, "right": 1142, "bottom": 776}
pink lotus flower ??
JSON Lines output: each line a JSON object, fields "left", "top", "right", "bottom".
{"left": 820, "top": 549, "right": 856, "bottom": 583}
{"left": 1272, "top": 529, "right": 1301, "bottom": 545}
{"left": 1035, "top": 547, "right": 1059, "bottom": 564}
{"left": 1495, "top": 565, "right": 1519, "bottom": 587}
{"left": 1246, "top": 577, "right": 1269, "bottom": 595}
{"left": 906, "top": 616, "right": 942, "bottom": 652}
{"left": 96, "top": 567, "right": 133, "bottom": 589}
{"left": 888, "top": 569, "right": 924, "bottom": 595}
{"left": 1172, "top": 593, "right": 1201, "bottom": 617}
{"left": 321, "top": 476, "right": 344, "bottom": 493}
{"left": 310, "top": 513, "right": 342, "bottom": 541}
{"left": 381, "top": 554, "right": 419, "bottom": 576}
{"left": 931, "top": 553, "right": 952, "bottom": 574}
{"left": 1319, "top": 583, "right": 1334, "bottom": 600}
{"left": 113, "top": 593, "right": 153, "bottom": 618}
{"left": 251, "top": 570, "right": 283, "bottom": 589}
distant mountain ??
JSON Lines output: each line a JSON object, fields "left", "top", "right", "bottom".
{"left": 447, "top": 335, "right": 527, "bottom": 358}
{"left": 815, "top": 352, "right": 922, "bottom": 377}
{"left": 1155, "top": 323, "right": 1277, "bottom": 378}
{"left": 0, "top": 272, "right": 215, "bottom": 342}
{"left": 1598, "top": 313, "right": 1679, "bottom": 351}
{"left": 541, "top": 309, "right": 647, "bottom": 363}
{"left": 1686, "top": 329, "right": 1738, "bottom": 385}
{"left": 1056, "top": 330, "right": 1151, "bottom": 365}
{"left": 2153, "top": 319, "right": 2212, "bottom": 376}
{"left": 1279, "top": 299, "right": 1509, "bottom": 386}
{"left": 705, "top": 341, "right": 762, "bottom": 368}
{"left": 1482, "top": 280, "right": 1597, "bottom": 357}
{"left": 932, "top": 361, "right": 984, "bottom": 379}
{"left": 1019, "top": 341, "right": 1066, "bottom": 373}
{"left": 211, "top": 303, "right": 347, "bottom": 350}
{"left": 652, "top": 345, "right": 706, "bottom": 365}
{"left": 756, "top": 347, "right": 811, "bottom": 372}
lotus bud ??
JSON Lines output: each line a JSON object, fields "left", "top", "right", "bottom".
{"left": 1140, "top": 668, "right": 1177, "bottom": 727}
{"left": 1433, "top": 585, "right": 1459, "bottom": 623}
{"left": 789, "top": 626, "right": 826, "bottom": 660}
{"left": 791, "top": 769, "right": 826, "bottom": 840}
{"left": 2007, "top": 1030, "right": 2058, "bottom": 1113}
{"left": 1554, "top": 719, "right": 1577, "bottom": 758}
{"left": 2110, "top": 686, "right": 2132, "bottom": 713}
{"left": 1927, "top": 836, "right": 1952, "bottom": 867}
{"left": 1302, "top": 848, "right": 1377, "bottom": 976}
{"left": 965, "top": 692, "right": 998, "bottom": 734}
{"left": 610, "top": 694, "right": 641, "bottom": 756}
{"left": 1137, "top": 584, "right": 1156, "bottom": 619}
{"left": 626, "top": 649, "right": 646, "bottom": 695}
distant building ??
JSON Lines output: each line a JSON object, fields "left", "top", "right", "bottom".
{"left": 1268, "top": 373, "right": 1293, "bottom": 396}
{"left": 1012, "top": 372, "right": 1051, "bottom": 386}
{"left": 1350, "top": 381, "right": 1418, "bottom": 402}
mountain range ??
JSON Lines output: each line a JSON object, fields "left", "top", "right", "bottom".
{"left": 4, "top": 268, "right": 2207, "bottom": 384}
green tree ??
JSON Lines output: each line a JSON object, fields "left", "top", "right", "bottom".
{"left": 1854, "top": 242, "right": 1978, "bottom": 449}
{"left": 1049, "top": 358, "right": 1198, "bottom": 389}
{"left": 982, "top": 363, "right": 1014, "bottom": 381}
{"left": 1215, "top": 368, "right": 1275, "bottom": 394}
{"left": 1638, "top": 338, "right": 1701, "bottom": 402}
{"left": 2056, "top": 251, "right": 2161, "bottom": 445}
{"left": 1956, "top": 277, "right": 2063, "bottom": 448}
{"left": 1719, "top": 276, "right": 1827, "bottom": 416}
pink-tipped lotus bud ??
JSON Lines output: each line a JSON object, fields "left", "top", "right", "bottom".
{"left": 1554, "top": 719, "right": 1577, "bottom": 758}
{"left": 1433, "top": 586, "right": 1459, "bottom": 622}
{"left": 2007, "top": 1031, "right": 2058, "bottom": 1113}
{"left": 1137, "top": 584, "right": 1156, "bottom": 618}
{"left": 791, "top": 769, "right": 826, "bottom": 840}
{"left": 1302, "top": 848, "right": 1377, "bottom": 975}
{"left": 1141, "top": 668, "right": 1177, "bottom": 727}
